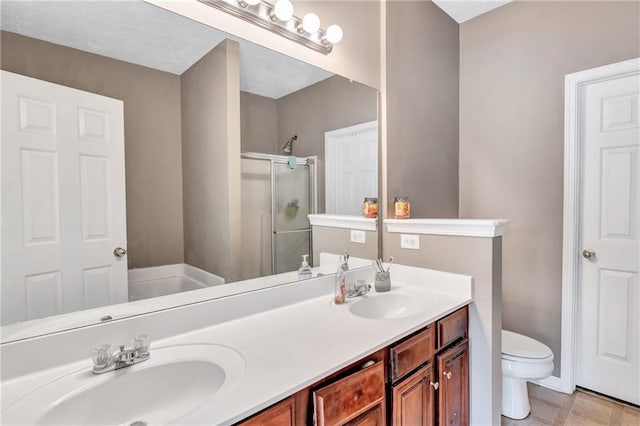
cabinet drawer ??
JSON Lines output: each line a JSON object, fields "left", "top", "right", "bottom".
{"left": 390, "top": 326, "right": 435, "bottom": 383}
{"left": 314, "top": 361, "right": 385, "bottom": 426}
{"left": 238, "top": 396, "right": 296, "bottom": 426}
{"left": 437, "top": 307, "right": 467, "bottom": 350}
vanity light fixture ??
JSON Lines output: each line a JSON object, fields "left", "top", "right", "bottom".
{"left": 325, "top": 24, "right": 343, "bottom": 44}
{"left": 300, "top": 13, "right": 320, "bottom": 34}
{"left": 198, "top": 0, "right": 343, "bottom": 55}
{"left": 271, "top": 0, "right": 294, "bottom": 21}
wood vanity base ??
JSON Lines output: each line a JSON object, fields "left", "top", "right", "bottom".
{"left": 237, "top": 305, "right": 469, "bottom": 426}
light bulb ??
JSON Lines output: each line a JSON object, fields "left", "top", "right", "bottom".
{"left": 244, "top": 0, "right": 260, "bottom": 5}
{"left": 325, "top": 24, "right": 343, "bottom": 44}
{"left": 273, "top": 0, "right": 293, "bottom": 21}
{"left": 302, "top": 13, "right": 320, "bottom": 33}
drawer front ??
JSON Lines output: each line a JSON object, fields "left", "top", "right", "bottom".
{"left": 238, "top": 396, "right": 296, "bottom": 426}
{"left": 314, "top": 361, "right": 385, "bottom": 426}
{"left": 390, "top": 326, "right": 435, "bottom": 383}
{"left": 437, "top": 307, "right": 468, "bottom": 350}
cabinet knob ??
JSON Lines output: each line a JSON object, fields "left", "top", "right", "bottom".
{"left": 429, "top": 381, "right": 439, "bottom": 390}
{"left": 443, "top": 371, "right": 452, "bottom": 380}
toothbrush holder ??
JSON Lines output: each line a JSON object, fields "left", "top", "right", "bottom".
{"left": 375, "top": 271, "right": 391, "bottom": 292}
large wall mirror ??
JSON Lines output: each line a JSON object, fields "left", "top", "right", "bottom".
{"left": 0, "top": 0, "right": 379, "bottom": 342}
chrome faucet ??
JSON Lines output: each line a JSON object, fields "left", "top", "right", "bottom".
{"left": 341, "top": 251, "right": 350, "bottom": 271}
{"left": 92, "top": 334, "right": 150, "bottom": 374}
{"left": 346, "top": 280, "right": 372, "bottom": 299}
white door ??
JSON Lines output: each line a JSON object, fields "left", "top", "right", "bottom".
{"left": 577, "top": 72, "right": 640, "bottom": 404}
{"left": 1, "top": 71, "right": 128, "bottom": 325}
{"left": 325, "top": 121, "right": 378, "bottom": 215}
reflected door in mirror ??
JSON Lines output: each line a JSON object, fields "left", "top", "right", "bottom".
{"left": 1, "top": 71, "right": 128, "bottom": 325}
{"left": 325, "top": 121, "right": 378, "bottom": 215}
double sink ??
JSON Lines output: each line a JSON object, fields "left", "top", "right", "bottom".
{"left": 2, "top": 285, "right": 443, "bottom": 425}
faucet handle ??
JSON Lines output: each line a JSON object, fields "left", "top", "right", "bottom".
{"left": 357, "top": 280, "right": 371, "bottom": 291}
{"left": 134, "top": 334, "right": 151, "bottom": 356}
{"left": 92, "top": 344, "right": 114, "bottom": 369}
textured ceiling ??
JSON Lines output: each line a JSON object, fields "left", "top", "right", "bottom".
{"left": 0, "top": 0, "right": 333, "bottom": 99}
{"left": 433, "top": 0, "right": 513, "bottom": 23}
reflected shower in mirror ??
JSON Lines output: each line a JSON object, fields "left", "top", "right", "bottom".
{"left": 0, "top": 0, "right": 378, "bottom": 341}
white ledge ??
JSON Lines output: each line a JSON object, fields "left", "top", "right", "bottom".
{"left": 384, "top": 218, "right": 509, "bottom": 237}
{"left": 308, "top": 214, "right": 377, "bottom": 231}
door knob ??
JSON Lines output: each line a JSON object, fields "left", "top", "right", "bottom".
{"left": 582, "top": 249, "right": 596, "bottom": 260}
{"left": 114, "top": 247, "right": 127, "bottom": 258}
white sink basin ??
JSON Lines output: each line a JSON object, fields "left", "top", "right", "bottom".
{"left": 2, "top": 344, "right": 245, "bottom": 425}
{"left": 348, "top": 293, "right": 426, "bottom": 320}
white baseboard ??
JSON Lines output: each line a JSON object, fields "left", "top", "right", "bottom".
{"left": 534, "top": 375, "right": 566, "bottom": 393}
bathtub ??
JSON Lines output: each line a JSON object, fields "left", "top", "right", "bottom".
{"left": 128, "top": 264, "right": 225, "bottom": 302}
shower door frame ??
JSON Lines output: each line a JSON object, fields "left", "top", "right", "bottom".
{"left": 241, "top": 152, "right": 317, "bottom": 274}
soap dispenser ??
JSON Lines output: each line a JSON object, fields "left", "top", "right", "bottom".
{"left": 334, "top": 258, "right": 346, "bottom": 305}
{"left": 298, "top": 254, "right": 312, "bottom": 280}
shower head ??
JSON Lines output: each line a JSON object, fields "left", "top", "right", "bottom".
{"left": 282, "top": 135, "right": 297, "bottom": 155}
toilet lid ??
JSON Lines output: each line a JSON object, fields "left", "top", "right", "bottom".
{"left": 502, "top": 330, "right": 553, "bottom": 359}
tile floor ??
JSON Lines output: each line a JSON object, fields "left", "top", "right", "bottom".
{"left": 501, "top": 384, "right": 640, "bottom": 426}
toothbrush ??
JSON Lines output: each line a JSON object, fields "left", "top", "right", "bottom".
{"left": 386, "top": 256, "right": 394, "bottom": 272}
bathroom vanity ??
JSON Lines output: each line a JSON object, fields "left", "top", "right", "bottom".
{"left": 239, "top": 306, "right": 468, "bottom": 426}
{"left": 0, "top": 265, "right": 472, "bottom": 425}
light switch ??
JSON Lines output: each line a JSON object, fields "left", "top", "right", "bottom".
{"left": 350, "top": 229, "right": 366, "bottom": 244}
{"left": 400, "top": 234, "right": 420, "bottom": 250}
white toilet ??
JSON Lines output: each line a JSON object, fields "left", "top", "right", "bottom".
{"left": 501, "top": 330, "right": 554, "bottom": 419}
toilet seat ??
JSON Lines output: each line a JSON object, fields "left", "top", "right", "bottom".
{"left": 502, "top": 353, "right": 553, "bottom": 363}
{"left": 502, "top": 330, "right": 553, "bottom": 360}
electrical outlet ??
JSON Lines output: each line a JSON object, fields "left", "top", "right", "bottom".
{"left": 350, "top": 229, "right": 366, "bottom": 244}
{"left": 400, "top": 234, "right": 420, "bottom": 250}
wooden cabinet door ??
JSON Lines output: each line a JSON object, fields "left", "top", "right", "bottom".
{"left": 392, "top": 365, "right": 436, "bottom": 426}
{"left": 437, "top": 340, "right": 468, "bottom": 426}
{"left": 345, "top": 403, "right": 385, "bottom": 426}
{"left": 237, "top": 396, "right": 296, "bottom": 426}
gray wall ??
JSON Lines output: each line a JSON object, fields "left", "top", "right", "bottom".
{"left": 311, "top": 226, "right": 378, "bottom": 266}
{"left": 384, "top": 233, "right": 503, "bottom": 425}
{"left": 277, "top": 75, "right": 378, "bottom": 213}
{"left": 240, "top": 92, "right": 278, "bottom": 155}
{"left": 1, "top": 31, "right": 184, "bottom": 269}
{"left": 459, "top": 0, "right": 640, "bottom": 376}
{"left": 386, "top": 1, "right": 460, "bottom": 218}
{"left": 240, "top": 75, "right": 378, "bottom": 213}
{"left": 181, "top": 39, "right": 243, "bottom": 282}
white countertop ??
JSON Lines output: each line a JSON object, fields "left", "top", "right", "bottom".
{"left": 1, "top": 253, "right": 369, "bottom": 343}
{"left": 1, "top": 265, "right": 471, "bottom": 425}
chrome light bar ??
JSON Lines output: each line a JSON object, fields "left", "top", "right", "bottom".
{"left": 198, "top": 0, "right": 335, "bottom": 55}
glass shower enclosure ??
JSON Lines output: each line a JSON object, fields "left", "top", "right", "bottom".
{"left": 240, "top": 152, "right": 316, "bottom": 279}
